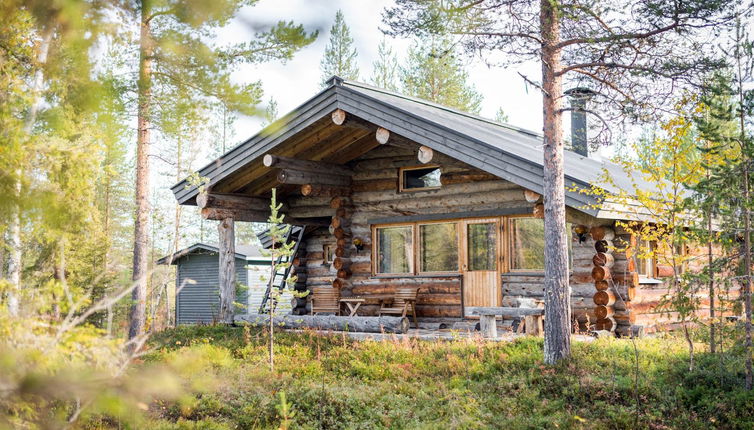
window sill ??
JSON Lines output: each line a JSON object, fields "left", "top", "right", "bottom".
{"left": 638, "top": 277, "right": 664, "bottom": 285}
{"left": 370, "top": 273, "right": 463, "bottom": 279}
{"left": 502, "top": 272, "right": 546, "bottom": 277}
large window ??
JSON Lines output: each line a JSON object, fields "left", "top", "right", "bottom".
{"left": 376, "top": 226, "right": 414, "bottom": 274}
{"left": 419, "top": 223, "right": 459, "bottom": 272}
{"left": 509, "top": 218, "right": 546, "bottom": 271}
{"left": 400, "top": 166, "right": 442, "bottom": 192}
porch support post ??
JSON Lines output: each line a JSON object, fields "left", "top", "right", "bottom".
{"left": 218, "top": 217, "right": 236, "bottom": 323}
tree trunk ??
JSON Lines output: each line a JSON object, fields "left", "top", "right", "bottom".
{"left": 743, "top": 160, "right": 752, "bottom": 389}
{"left": 129, "top": 6, "right": 154, "bottom": 341}
{"left": 6, "top": 27, "right": 54, "bottom": 316}
{"left": 218, "top": 217, "right": 236, "bottom": 323}
{"left": 540, "top": 0, "right": 571, "bottom": 364}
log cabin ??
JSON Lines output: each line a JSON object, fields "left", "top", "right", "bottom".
{"left": 170, "top": 76, "right": 735, "bottom": 336}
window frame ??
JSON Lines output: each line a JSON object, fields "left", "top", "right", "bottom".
{"left": 417, "top": 220, "right": 461, "bottom": 275}
{"left": 398, "top": 165, "right": 442, "bottom": 193}
{"left": 373, "top": 223, "right": 415, "bottom": 275}
{"left": 323, "top": 244, "right": 334, "bottom": 265}
{"left": 637, "top": 239, "right": 656, "bottom": 278}
{"left": 506, "top": 215, "right": 547, "bottom": 273}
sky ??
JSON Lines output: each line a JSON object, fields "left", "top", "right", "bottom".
{"left": 217, "top": 0, "right": 549, "bottom": 149}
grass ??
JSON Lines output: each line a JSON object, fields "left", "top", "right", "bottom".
{"left": 132, "top": 325, "right": 754, "bottom": 429}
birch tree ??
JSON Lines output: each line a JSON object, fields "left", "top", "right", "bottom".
{"left": 384, "top": 0, "right": 735, "bottom": 363}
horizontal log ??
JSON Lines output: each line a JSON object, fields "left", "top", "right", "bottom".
{"left": 655, "top": 264, "right": 676, "bottom": 278}
{"left": 334, "top": 246, "right": 348, "bottom": 258}
{"left": 595, "top": 280, "right": 609, "bottom": 291}
{"left": 615, "top": 324, "right": 645, "bottom": 338}
{"left": 331, "top": 216, "right": 350, "bottom": 229}
{"left": 592, "top": 252, "right": 615, "bottom": 268}
{"left": 301, "top": 184, "right": 352, "bottom": 197}
{"left": 591, "top": 266, "right": 611, "bottom": 281}
{"left": 237, "top": 314, "right": 409, "bottom": 334}
{"left": 264, "top": 154, "right": 354, "bottom": 176}
{"left": 331, "top": 108, "right": 346, "bottom": 125}
{"left": 533, "top": 203, "right": 544, "bottom": 218}
{"left": 594, "top": 305, "right": 614, "bottom": 320}
{"left": 594, "top": 316, "right": 616, "bottom": 331}
{"left": 330, "top": 196, "right": 351, "bottom": 209}
{"left": 439, "top": 172, "right": 498, "bottom": 185}
{"left": 593, "top": 290, "right": 616, "bottom": 306}
{"left": 278, "top": 169, "right": 351, "bottom": 186}
{"left": 418, "top": 145, "right": 434, "bottom": 164}
{"left": 200, "top": 208, "right": 328, "bottom": 226}
{"left": 352, "top": 178, "right": 397, "bottom": 192}
{"left": 196, "top": 192, "right": 280, "bottom": 212}
{"left": 590, "top": 226, "right": 615, "bottom": 241}
{"left": 595, "top": 240, "right": 614, "bottom": 253}
{"left": 523, "top": 189, "right": 541, "bottom": 203}
{"left": 333, "top": 257, "right": 351, "bottom": 270}
{"left": 337, "top": 268, "right": 351, "bottom": 279}
{"left": 333, "top": 227, "right": 350, "bottom": 239}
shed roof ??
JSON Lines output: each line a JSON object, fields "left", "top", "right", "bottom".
{"left": 157, "top": 243, "right": 266, "bottom": 265}
{"left": 171, "top": 77, "right": 651, "bottom": 218}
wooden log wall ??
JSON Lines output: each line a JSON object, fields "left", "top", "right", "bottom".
{"left": 284, "top": 144, "right": 731, "bottom": 328}
{"left": 290, "top": 145, "right": 534, "bottom": 318}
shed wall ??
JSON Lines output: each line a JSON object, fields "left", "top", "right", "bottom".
{"left": 176, "top": 253, "right": 248, "bottom": 324}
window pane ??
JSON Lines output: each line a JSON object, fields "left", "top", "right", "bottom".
{"left": 510, "top": 218, "right": 545, "bottom": 271}
{"left": 402, "top": 167, "right": 441, "bottom": 190}
{"left": 420, "top": 223, "right": 458, "bottom": 272}
{"left": 377, "top": 226, "right": 413, "bottom": 273}
{"left": 467, "top": 223, "right": 497, "bottom": 271}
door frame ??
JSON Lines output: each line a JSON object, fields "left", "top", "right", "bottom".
{"left": 460, "top": 217, "right": 504, "bottom": 317}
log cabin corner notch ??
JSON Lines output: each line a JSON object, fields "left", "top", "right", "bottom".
{"left": 169, "top": 76, "right": 729, "bottom": 334}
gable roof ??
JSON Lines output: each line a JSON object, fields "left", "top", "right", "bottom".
{"left": 171, "top": 77, "right": 649, "bottom": 218}
{"left": 157, "top": 243, "right": 266, "bottom": 265}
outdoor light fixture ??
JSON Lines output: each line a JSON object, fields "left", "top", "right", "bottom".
{"left": 353, "top": 237, "right": 364, "bottom": 251}
{"left": 574, "top": 225, "right": 589, "bottom": 243}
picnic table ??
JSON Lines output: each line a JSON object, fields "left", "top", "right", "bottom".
{"left": 339, "top": 294, "right": 394, "bottom": 316}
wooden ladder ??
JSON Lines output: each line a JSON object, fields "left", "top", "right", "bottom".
{"left": 258, "top": 225, "right": 305, "bottom": 314}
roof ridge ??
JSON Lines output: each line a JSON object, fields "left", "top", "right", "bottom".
{"left": 342, "top": 79, "right": 543, "bottom": 139}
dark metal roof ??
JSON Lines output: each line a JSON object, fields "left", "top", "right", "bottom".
{"left": 157, "top": 243, "right": 266, "bottom": 265}
{"left": 171, "top": 77, "right": 651, "bottom": 217}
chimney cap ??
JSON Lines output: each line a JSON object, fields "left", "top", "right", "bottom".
{"left": 565, "top": 87, "right": 596, "bottom": 100}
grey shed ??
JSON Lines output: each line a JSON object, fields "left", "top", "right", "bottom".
{"left": 158, "top": 243, "right": 268, "bottom": 324}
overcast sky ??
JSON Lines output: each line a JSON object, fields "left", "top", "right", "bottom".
{"left": 218, "top": 0, "right": 547, "bottom": 145}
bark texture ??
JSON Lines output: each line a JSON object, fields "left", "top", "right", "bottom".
{"left": 218, "top": 217, "right": 236, "bottom": 323}
{"left": 129, "top": 7, "right": 153, "bottom": 340}
{"left": 540, "top": 0, "right": 572, "bottom": 364}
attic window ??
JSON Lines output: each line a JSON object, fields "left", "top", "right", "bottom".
{"left": 399, "top": 166, "right": 441, "bottom": 192}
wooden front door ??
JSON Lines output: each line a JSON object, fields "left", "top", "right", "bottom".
{"left": 461, "top": 218, "right": 501, "bottom": 314}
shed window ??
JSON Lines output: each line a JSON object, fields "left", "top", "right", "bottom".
{"left": 376, "top": 226, "right": 414, "bottom": 274}
{"left": 400, "top": 166, "right": 441, "bottom": 191}
{"left": 419, "top": 223, "right": 458, "bottom": 272}
{"left": 509, "top": 218, "right": 546, "bottom": 271}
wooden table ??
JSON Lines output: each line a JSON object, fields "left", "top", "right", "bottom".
{"left": 339, "top": 298, "right": 365, "bottom": 316}
{"left": 339, "top": 295, "right": 394, "bottom": 316}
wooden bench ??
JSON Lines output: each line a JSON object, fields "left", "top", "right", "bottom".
{"left": 468, "top": 306, "right": 545, "bottom": 338}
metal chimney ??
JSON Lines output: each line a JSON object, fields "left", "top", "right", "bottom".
{"left": 565, "top": 87, "right": 596, "bottom": 157}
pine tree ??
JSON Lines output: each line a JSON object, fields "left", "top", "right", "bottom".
{"left": 371, "top": 38, "right": 399, "bottom": 91}
{"left": 385, "top": 0, "right": 735, "bottom": 364}
{"left": 320, "top": 10, "right": 360, "bottom": 85}
{"left": 122, "top": 1, "right": 316, "bottom": 340}
{"left": 400, "top": 37, "right": 482, "bottom": 114}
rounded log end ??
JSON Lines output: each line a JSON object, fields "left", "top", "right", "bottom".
{"left": 332, "top": 109, "right": 346, "bottom": 125}
{"left": 417, "top": 145, "right": 434, "bottom": 164}
{"left": 263, "top": 153, "right": 275, "bottom": 167}
{"left": 376, "top": 127, "right": 390, "bottom": 144}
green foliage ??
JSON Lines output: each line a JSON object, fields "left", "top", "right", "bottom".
{"left": 320, "top": 10, "right": 360, "bottom": 86}
{"left": 400, "top": 36, "right": 482, "bottom": 114}
{"left": 139, "top": 325, "right": 754, "bottom": 429}
{"left": 370, "top": 37, "right": 400, "bottom": 91}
